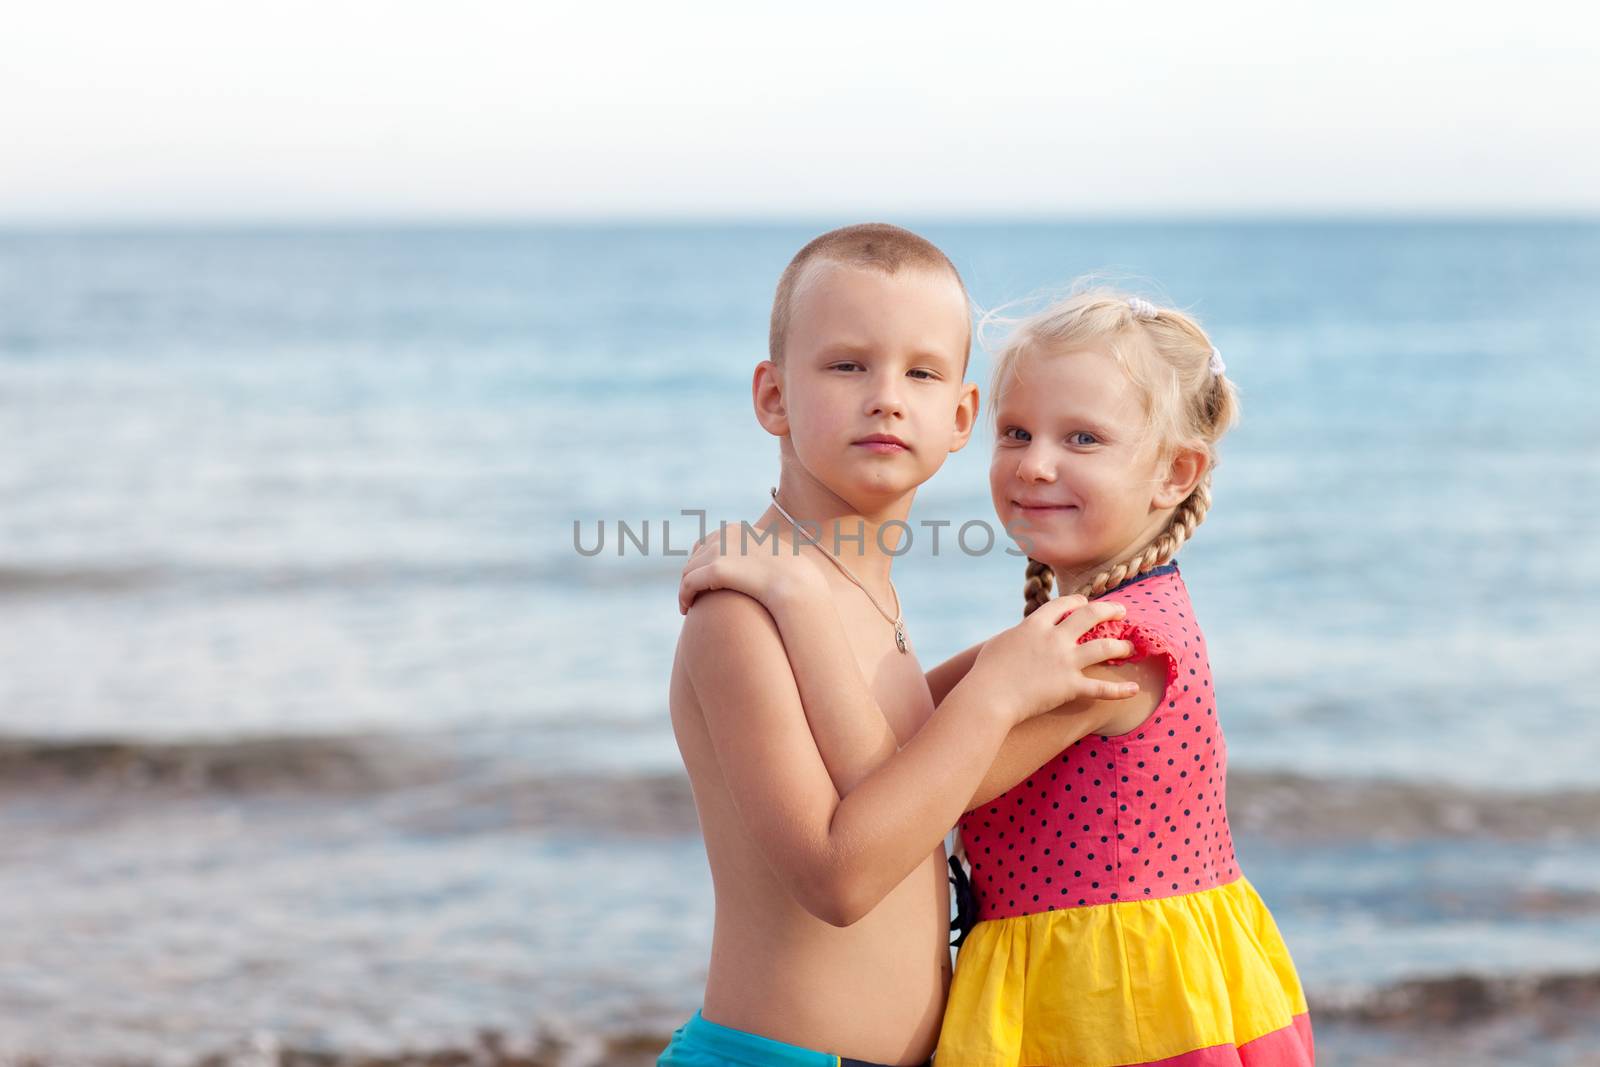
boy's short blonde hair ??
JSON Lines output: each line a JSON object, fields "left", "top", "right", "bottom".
{"left": 769, "top": 223, "right": 969, "bottom": 364}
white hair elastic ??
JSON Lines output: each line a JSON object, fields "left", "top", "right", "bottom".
{"left": 1126, "top": 296, "right": 1159, "bottom": 320}
{"left": 1208, "top": 346, "right": 1226, "bottom": 376}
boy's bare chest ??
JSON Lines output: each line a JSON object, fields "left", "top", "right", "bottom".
{"left": 832, "top": 592, "right": 935, "bottom": 746}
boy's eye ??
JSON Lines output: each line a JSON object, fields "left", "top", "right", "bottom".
{"left": 1067, "top": 431, "right": 1099, "bottom": 446}
{"left": 830, "top": 361, "right": 864, "bottom": 372}
{"left": 908, "top": 368, "right": 939, "bottom": 381}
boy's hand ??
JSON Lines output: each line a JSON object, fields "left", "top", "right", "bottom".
{"left": 677, "top": 531, "right": 829, "bottom": 616}
{"left": 969, "top": 595, "right": 1139, "bottom": 727}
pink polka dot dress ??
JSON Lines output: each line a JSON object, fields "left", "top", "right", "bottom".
{"left": 938, "top": 563, "right": 1314, "bottom": 1067}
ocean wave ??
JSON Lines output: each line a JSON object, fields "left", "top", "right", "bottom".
{"left": 1228, "top": 771, "right": 1600, "bottom": 842}
{"left": 4, "top": 1025, "right": 668, "bottom": 1067}
{"left": 396, "top": 769, "right": 1600, "bottom": 843}
{"left": 28, "top": 1026, "right": 679, "bottom": 1067}
{"left": 93, "top": 971, "right": 1600, "bottom": 1066}
{"left": 5, "top": 736, "right": 1599, "bottom": 844}
{"left": 0, "top": 732, "right": 459, "bottom": 793}
{"left": 1312, "top": 968, "right": 1600, "bottom": 1028}
{"left": 0, "top": 563, "right": 163, "bottom": 594}
{"left": 397, "top": 767, "right": 1600, "bottom": 842}
{"left": 10, "top": 973, "right": 1600, "bottom": 1067}
{"left": 0, "top": 556, "right": 679, "bottom": 597}
{"left": 0, "top": 732, "right": 700, "bottom": 838}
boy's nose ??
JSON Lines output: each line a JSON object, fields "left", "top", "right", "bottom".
{"left": 865, "top": 379, "right": 907, "bottom": 419}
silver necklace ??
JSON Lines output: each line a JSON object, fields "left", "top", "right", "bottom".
{"left": 769, "top": 487, "right": 907, "bottom": 653}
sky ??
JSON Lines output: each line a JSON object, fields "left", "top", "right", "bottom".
{"left": 2, "top": 0, "right": 1597, "bottom": 223}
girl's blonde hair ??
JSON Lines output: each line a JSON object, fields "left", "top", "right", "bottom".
{"left": 989, "top": 289, "right": 1241, "bottom": 615}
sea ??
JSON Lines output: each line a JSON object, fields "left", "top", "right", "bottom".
{"left": 2, "top": 221, "right": 1598, "bottom": 1066}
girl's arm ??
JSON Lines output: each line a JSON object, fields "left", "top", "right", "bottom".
{"left": 680, "top": 587, "right": 1134, "bottom": 926}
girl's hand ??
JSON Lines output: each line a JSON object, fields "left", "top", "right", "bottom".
{"left": 968, "top": 595, "right": 1140, "bottom": 727}
{"left": 677, "top": 531, "right": 829, "bottom": 615}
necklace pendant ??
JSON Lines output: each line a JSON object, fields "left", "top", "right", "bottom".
{"left": 894, "top": 620, "right": 907, "bottom": 653}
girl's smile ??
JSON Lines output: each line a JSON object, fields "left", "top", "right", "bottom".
{"left": 1010, "top": 497, "right": 1078, "bottom": 512}
{"left": 990, "top": 345, "right": 1164, "bottom": 574}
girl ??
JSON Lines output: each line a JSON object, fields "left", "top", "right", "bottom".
{"left": 680, "top": 289, "right": 1312, "bottom": 1066}
{"left": 937, "top": 292, "right": 1312, "bottom": 1066}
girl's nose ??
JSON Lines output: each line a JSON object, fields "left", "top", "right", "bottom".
{"left": 1017, "top": 445, "right": 1055, "bottom": 482}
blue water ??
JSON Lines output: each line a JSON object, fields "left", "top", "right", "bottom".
{"left": 2, "top": 222, "right": 1598, "bottom": 1063}
{"left": 3, "top": 222, "right": 1596, "bottom": 780}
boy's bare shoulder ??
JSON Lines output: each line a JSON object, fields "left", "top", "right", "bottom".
{"left": 678, "top": 589, "right": 786, "bottom": 671}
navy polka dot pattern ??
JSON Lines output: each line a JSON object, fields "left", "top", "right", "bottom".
{"left": 957, "top": 566, "right": 1241, "bottom": 920}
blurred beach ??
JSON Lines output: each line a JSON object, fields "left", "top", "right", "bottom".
{"left": 2, "top": 221, "right": 1599, "bottom": 1066}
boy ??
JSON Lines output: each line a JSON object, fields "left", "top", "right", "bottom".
{"left": 662, "top": 225, "right": 1136, "bottom": 1067}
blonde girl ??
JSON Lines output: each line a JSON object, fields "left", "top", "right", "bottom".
{"left": 936, "top": 291, "right": 1313, "bottom": 1066}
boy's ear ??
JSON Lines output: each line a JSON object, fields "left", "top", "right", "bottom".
{"left": 1152, "top": 445, "right": 1208, "bottom": 509}
{"left": 752, "top": 360, "right": 789, "bottom": 437}
{"left": 947, "top": 381, "right": 980, "bottom": 453}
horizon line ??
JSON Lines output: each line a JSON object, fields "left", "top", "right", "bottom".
{"left": 2, "top": 209, "right": 1598, "bottom": 234}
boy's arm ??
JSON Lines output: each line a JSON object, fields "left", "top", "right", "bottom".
{"left": 925, "top": 641, "right": 983, "bottom": 707}
{"left": 763, "top": 594, "right": 900, "bottom": 795}
{"left": 768, "top": 619, "right": 986, "bottom": 796}
{"left": 682, "top": 590, "right": 1010, "bottom": 926}
{"left": 681, "top": 589, "right": 1127, "bottom": 927}
{"left": 965, "top": 656, "right": 1166, "bottom": 809}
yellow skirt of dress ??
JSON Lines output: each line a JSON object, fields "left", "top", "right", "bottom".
{"left": 938, "top": 878, "right": 1311, "bottom": 1067}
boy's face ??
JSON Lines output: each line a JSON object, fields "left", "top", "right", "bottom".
{"left": 758, "top": 262, "right": 976, "bottom": 508}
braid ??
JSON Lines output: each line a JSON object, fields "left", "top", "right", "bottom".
{"left": 1022, "top": 558, "right": 1055, "bottom": 617}
{"left": 1068, "top": 474, "right": 1214, "bottom": 600}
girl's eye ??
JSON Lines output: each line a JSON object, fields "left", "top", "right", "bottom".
{"left": 907, "top": 368, "right": 938, "bottom": 381}
{"left": 1000, "top": 426, "right": 1031, "bottom": 443}
{"left": 1068, "top": 431, "right": 1099, "bottom": 446}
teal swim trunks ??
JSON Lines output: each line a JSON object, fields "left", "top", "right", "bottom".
{"left": 658, "top": 1011, "right": 930, "bottom": 1067}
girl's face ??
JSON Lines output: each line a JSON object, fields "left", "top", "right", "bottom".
{"left": 989, "top": 346, "right": 1174, "bottom": 576}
